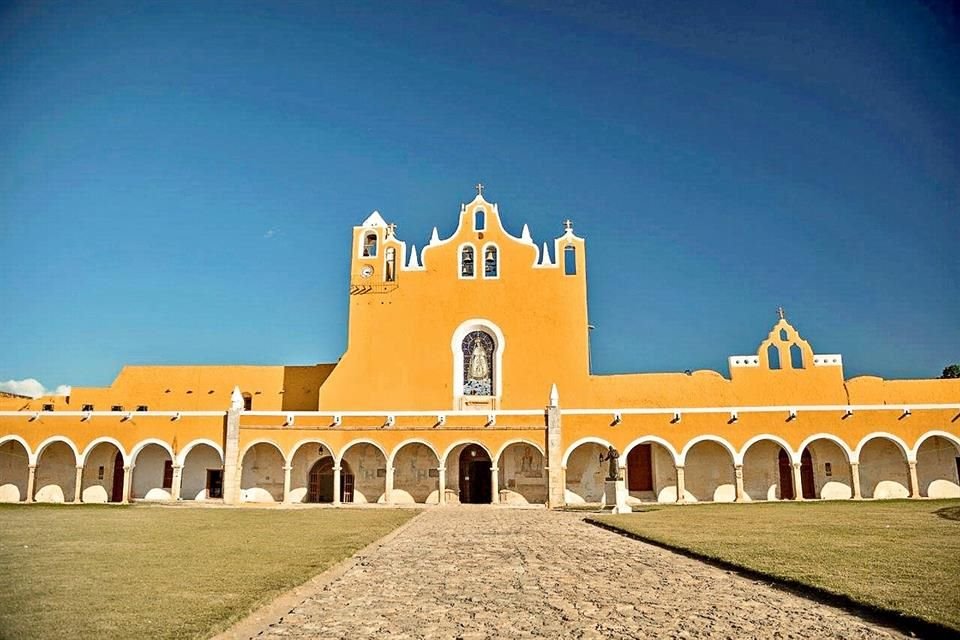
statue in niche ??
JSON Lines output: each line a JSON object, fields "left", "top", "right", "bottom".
{"left": 469, "top": 336, "right": 490, "bottom": 379}
{"left": 599, "top": 446, "right": 621, "bottom": 481}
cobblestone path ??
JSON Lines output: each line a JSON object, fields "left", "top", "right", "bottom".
{"left": 254, "top": 507, "right": 904, "bottom": 639}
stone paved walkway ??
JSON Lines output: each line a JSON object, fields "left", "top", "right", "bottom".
{"left": 251, "top": 507, "right": 904, "bottom": 639}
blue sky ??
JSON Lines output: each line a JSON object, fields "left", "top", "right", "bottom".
{"left": 1, "top": 1, "right": 958, "bottom": 392}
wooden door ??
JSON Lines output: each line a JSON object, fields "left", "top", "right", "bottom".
{"left": 800, "top": 449, "right": 816, "bottom": 499}
{"left": 627, "top": 445, "right": 653, "bottom": 491}
{"left": 111, "top": 451, "right": 125, "bottom": 502}
{"left": 459, "top": 445, "right": 491, "bottom": 503}
{"left": 778, "top": 449, "right": 795, "bottom": 500}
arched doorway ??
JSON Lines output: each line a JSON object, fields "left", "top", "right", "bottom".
{"left": 777, "top": 449, "right": 794, "bottom": 500}
{"left": 623, "top": 440, "right": 678, "bottom": 503}
{"left": 80, "top": 442, "right": 124, "bottom": 503}
{"left": 112, "top": 451, "right": 124, "bottom": 502}
{"left": 799, "top": 449, "right": 815, "bottom": 499}
{"left": 0, "top": 439, "right": 30, "bottom": 502}
{"left": 307, "top": 458, "right": 354, "bottom": 503}
{"left": 458, "top": 444, "right": 491, "bottom": 504}
{"left": 683, "top": 440, "right": 736, "bottom": 502}
{"left": 916, "top": 435, "right": 960, "bottom": 498}
{"left": 35, "top": 440, "right": 79, "bottom": 503}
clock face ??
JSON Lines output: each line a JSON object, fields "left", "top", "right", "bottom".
{"left": 360, "top": 265, "right": 374, "bottom": 278}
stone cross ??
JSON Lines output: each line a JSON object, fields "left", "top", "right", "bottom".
{"left": 563, "top": 219, "right": 573, "bottom": 231}
{"left": 777, "top": 306, "right": 785, "bottom": 320}
{"left": 386, "top": 223, "right": 397, "bottom": 237}
{"left": 475, "top": 183, "right": 484, "bottom": 197}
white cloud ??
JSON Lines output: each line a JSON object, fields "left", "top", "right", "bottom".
{"left": 263, "top": 229, "right": 276, "bottom": 239}
{"left": 0, "top": 379, "right": 71, "bottom": 398}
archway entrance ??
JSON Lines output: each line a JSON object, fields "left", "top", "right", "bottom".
{"left": 307, "top": 458, "right": 353, "bottom": 503}
{"left": 458, "top": 445, "right": 491, "bottom": 504}
{"left": 779, "top": 449, "right": 815, "bottom": 499}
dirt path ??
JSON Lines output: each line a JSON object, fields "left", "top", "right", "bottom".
{"left": 238, "top": 507, "right": 904, "bottom": 639}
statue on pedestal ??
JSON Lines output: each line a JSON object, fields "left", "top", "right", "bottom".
{"left": 599, "top": 445, "right": 621, "bottom": 481}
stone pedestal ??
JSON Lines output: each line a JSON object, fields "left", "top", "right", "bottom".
{"left": 604, "top": 479, "right": 632, "bottom": 514}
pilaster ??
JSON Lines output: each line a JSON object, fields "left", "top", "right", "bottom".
{"left": 222, "top": 407, "right": 242, "bottom": 505}
{"left": 74, "top": 466, "right": 84, "bottom": 503}
{"left": 546, "top": 399, "right": 563, "bottom": 509}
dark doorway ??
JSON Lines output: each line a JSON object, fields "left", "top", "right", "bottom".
{"left": 206, "top": 469, "right": 223, "bottom": 499}
{"left": 800, "top": 449, "right": 816, "bottom": 499}
{"left": 307, "top": 458, "right": 351, "bottom": 503}
{"left": 778, "top": 449, "right": 794, "bottom": 500}
{"left": 458, "top": 445, "right": 492, "bottom": 504}
{"left": 627, "top": 444, "right": 653, "bottom": 491}
{"left": 111, "top": 451, "right": 124, "bottom": 502}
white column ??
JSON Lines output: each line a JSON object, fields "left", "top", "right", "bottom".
{"left": 171, "top": 464, "right": 183, "bottom": 501}
{"left": 333, "top": 466, "right": 342, "bottom": 506}
{"left": 385, "top": 466, "right": 395, "bottom": 505}
{"left": 438, "top": 466, "right": 446, "bottom": 505}
{"left": 675, "top": 465, "right": 685, "bottom": 503}
{"left": 121, "top": 465, "right": 133, "bottom": 503}
{"left": 908, "top": 461, "right": 920, "bottom": 499}
{"left": 282, "top": 465, "right": 292, "bottom": 503}
{"left": 74, "top": 466, "right": 84, "bottom": 503}
{"left": 792, "top": 462, "right": 804, "bottom": 501}
{"left": 490, "top": 466, "right": 499, "bottom": 504}
{"left": 26, "top": 465, "right": 36, "bottom": 503}
{"left": 734, "top": 464, "right": 745, "bottom": 502}
{"left": 850, "top": 461, "right": 862, "bottom": 499}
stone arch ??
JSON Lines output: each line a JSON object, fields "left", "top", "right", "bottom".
{"left": 239, "top": 438, "right": 287, "bottom": 465}
{"left": 682, "top": 437, "right": 737, "bottom": 502}
{"left": 563, "top": 437, "right": 614, "bottom": 504}
{"left": 180, "top": 441, "right": 224, "bottom": 501}
{"left": 80, "top": 440, "right": 125, "bottom": 503}
{"left": 856, "top": 434, "right": 910, "bottom": 499}
{"left": 622, "top": 437, "right": 682, "bottom": 504}
{"left": 914, "top": 433, "right": 960, "bottom": 498}
{"left": 241, "top": 441, "right": 286, "bottom": 503}
{"left": 0, "top": 436, "right": 31, "bottom": 502}
{"left": 854, "top": 432, "right": 913, "bottom": 463}
{"left": 740, "top": 436, "right": 795, "bottom": 501}
{"left": 446, "top": 442, "right": 494, "bottom": 504}
{"left": 339, "top": 439, "right": 388, "bottom": 504}
{"left": 287, "top": 438, "right": 336, "bottom": 502}
{"left": 131, "top": 442, "right": 173, "bottom": 501}
{"left": 390, "top": 440, "right": 441, "bottom": 504}
{"left": 81, "top": 437, "right": 128, "bottom": 466}
{"left": 799, "top": 436, "right": 853, "bottom": 499}
{"left": 33, "top": 437, "right": 81, "bottom": 503}
{"left": 495, "top": 440, "right": 547, "bottom": 505}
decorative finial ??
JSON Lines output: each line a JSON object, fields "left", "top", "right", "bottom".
{"left": 386, "top": 222, "right": 397, "bottom": 237}
{"left": 563, "top": 219, "right": 573, "bottom": 232}
{"left": 777, "top": 306, "right": 785, "bottom": 321}
{"left": 475, "top": 182, "right": 485, "bottom": 197}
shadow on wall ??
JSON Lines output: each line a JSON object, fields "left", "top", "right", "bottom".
{"left": 282, "top": 365, "right": 336, "bottom": 411}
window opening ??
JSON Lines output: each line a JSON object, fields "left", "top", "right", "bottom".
{"left": 98, "top": 466, "right": 105, "bottom": 480}
{"left": 767, "top": 344, "right": 781, "bottom": 369}
{"left": 242, "top": 393, "right": 252, "bottom": 411}
{"left": 462, "top": 330, "right": 494, "bottom": 396}
{"left": 461, "top": 246, "right": 475, "bottom": 277}
{"left": 82, "top": 403, "right": 94, "bottom": 411}
{"left": 362, "top": 233, "right": 378, "bottom": 257}
{"left": 790, "top": 343, "right": 804, "bottom": 369}
{"left": 564, "top": 245, "right": 577, "bottom": 275}
{"left": 484, "top": 246, "right": 498, "bottom": 277}
{"left": 779, "top": 328, "right": 788, "bottom": 341}
{"left": 385, "top": 247, "right": 396, "bottom": 282}
{"left": 475, "top": 210, "right": 486, "bottom": 231}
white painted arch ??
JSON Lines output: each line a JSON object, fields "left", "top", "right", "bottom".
{"left": 239, "top": 439, "right": 286, "bottom": 465}
{"left": 797, "top": 433, "right": 855, "bottom": 462}
{"left": 32, "top": 435, "right": 81, "bottom": 466}
{"left": 175, "top": 439, "right": 224, "bottom": 467}
{"left": 440, "top": 439, "right": 495, "bottom": 467}
{"left": 130, "top": 438, "right": 175, "bottom": 465}
{"left": 81, "top": 437, "right": 128, "bottom": 466}
{"left": 854, "top": 432, "right": 913, "bottom": 464}
{"left": 621, "top": 436, "right": 681, "bottom": 466}
{"left": 737, "top": 434, "right": 796, "bottom": 465}
{"left": 387, "top": 438, "right": 441, "bottom": 469}
{"left": 338, "top": 438, "right": 388, "bottom": 466}
{"left": 679, "top": 435, "right": 737, "bottom": 465}
{"left": 286, "top": 438, "right": 336, "bottom": 466}
{"left": 911, "top": 430, "right": 960, "bottom": 459}
{"left": 493, "top": 438, "right": 545, "bottom": 468}
{"left": 0, "top": 434, "right": 32, "bottom": 461}
{"left": 561, "top": 436, "right": 614, "bottom": 469}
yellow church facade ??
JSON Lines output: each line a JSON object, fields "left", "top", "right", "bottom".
{"left": 2, "top": 191, "right": 959, "bottom": 508}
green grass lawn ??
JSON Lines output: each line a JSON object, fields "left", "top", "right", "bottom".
{"left": 592, "top": 499, "right": 960, "bottom": 633}
{"left": 0, "top": 505, "right": 418, "bottom": 640}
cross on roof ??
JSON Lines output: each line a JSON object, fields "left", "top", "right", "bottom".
{"left": 386, "top": 222, "right": 397, "bottom": 236}
{"left": 475, "top": 183, "right": 484, "bottom": 197}
{"left": 777, "top": 306, "right": 785, "bottom": 320}
{"left": 563, "top": 219, "right": 573, "bottom": 231}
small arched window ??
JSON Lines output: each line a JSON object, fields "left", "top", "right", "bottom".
{"left": 767, "top": 344, "right": 781, "bottom": 370}
{"left": 564, "top": 245, "right": 577, "bottom": 275}
{"left": 385, "top": 247, "right": 396, "bottom": 282}
{"left": 790, "top": 343, "right": 804, "bottom": 369}
{"left": 362, "top": 233, "right": 378, "bottom": 257}
{"left": 242, "top": 393, "right": 253, "bottom": 411}
{"left": 779, "top": 328, "right": 788, "bottom": 341}
{"left": 483, "top": 245, "right": 498, "bottom": 277}
{"left": 461, "top": 245, "right": 475, "bottom": 277}
{"left": 475, "top": 210, "right": 486, "bottom": 231}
